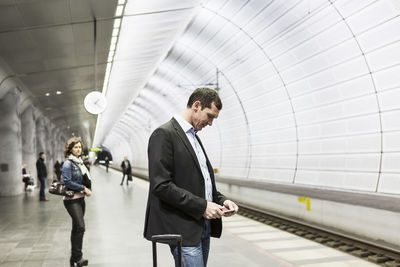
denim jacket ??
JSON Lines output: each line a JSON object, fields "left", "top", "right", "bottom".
{"left": 61, "top": 160, "right": 84, "bottom": 191}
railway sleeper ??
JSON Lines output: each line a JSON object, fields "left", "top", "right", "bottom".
{"left": 326, "top": 241, "right": 345, "bottom": 248}
{"left": 303, "top": 233, "right": 314, "bottom": 239}
{"left": 368, "top": 254, "right": 391, "bottom": 264}
{"left": 314, "top": 237, "right": 331, "bottom": 243}
{"left": 338, "top": 245, "right": 358, "bottom": 252}
{"left": 351, "top": 249, "right": 373, "bottom": 258}
{"left": 385, "top": 260, "right": 400, "bottom": 267}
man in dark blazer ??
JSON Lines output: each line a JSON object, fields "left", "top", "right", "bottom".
{"left": 36, "top": 152, "right": 48, "bottom": 201}
{"left": 144, "top": 88, "right": 238, "bottom": 266}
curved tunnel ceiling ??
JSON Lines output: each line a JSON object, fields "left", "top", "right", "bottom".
{"left": 100, "top": 0, "right": 400, "bottom": 195}
{"left": 0, "top": 0, "right": 117, "bottom": 147}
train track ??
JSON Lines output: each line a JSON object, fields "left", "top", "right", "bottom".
{"left": 236, "top": 204, "right": 400, "bottom": 267}
{"left": 130, "top": 170, "right": 400, "bottom": 265}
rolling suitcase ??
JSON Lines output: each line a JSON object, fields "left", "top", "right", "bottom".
{"left": 151, "top": 234, "right": 182, "bottom": 267}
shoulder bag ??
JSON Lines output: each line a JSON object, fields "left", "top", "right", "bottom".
{"left": 49, "top": 181, "right": 75, "bottom": 197}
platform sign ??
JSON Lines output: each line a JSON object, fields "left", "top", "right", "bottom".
{"left": 90, "top": 148, "right": 101, "bottom": 152}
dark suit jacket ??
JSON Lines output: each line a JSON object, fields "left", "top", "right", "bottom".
{"left": 144, "top": 118, "right": 227, "bottom": 246}
{"left": 36, "top": 158, "right": 47, "bottom": 179}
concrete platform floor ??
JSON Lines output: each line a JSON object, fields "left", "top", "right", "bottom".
{"left": 0, "top": 166, "right": 378, "bottom": 267}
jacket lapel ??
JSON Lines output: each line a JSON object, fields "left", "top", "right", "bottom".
{"left": 195, "top": 135, "right": 215, "bottom": 181}
{"left": 170, "top": 118, "right": 203, "bottom": 174}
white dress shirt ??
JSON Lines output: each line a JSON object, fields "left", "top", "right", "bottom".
{"left": 174, "top": 115, "right": 213, "bottom": 202}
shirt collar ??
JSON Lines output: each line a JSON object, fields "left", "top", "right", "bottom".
{"left": 174, "top": 114, "right": 194, "bottom": 134}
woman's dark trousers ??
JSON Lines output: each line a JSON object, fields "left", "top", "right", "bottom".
{"left": 64, "top": 198, "right": 86, "bottom": 261}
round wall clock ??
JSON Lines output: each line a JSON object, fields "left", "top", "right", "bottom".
{"left": 84, "top": 91, "right": 107, "bottom": 114}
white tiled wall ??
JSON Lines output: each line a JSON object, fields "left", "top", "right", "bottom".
{"left": 104, "top": 0, "right": 400, "bottom": 195}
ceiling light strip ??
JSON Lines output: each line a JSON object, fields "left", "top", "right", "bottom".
{"left": 102, "top": 1, "right": 126, "bottom": 97}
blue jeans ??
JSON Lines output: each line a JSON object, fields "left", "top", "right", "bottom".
{"left": 170, "top": 220, "right": 211, "bottom": 267}
{"left": 39, "top": 177, "right": 46, "bottom": 199}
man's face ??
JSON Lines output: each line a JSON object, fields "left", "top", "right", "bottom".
{"left": 40, "top": 154, "right": 45, "bottom": 159}
{"left": 192, "top": 101, "right": 219, "bottom": 132}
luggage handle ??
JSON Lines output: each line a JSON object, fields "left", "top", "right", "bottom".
{"left": 151, "top": 234, "right": 182, "bottom": 267}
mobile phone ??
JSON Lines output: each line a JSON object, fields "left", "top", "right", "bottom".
{"left": 222, "top": 208, "right": 235, "bottom": 213}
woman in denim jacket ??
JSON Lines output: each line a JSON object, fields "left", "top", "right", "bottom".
{"left": 62, "top": 137, "right": 92, "bottom": 267}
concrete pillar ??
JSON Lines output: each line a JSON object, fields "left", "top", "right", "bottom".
{"left": 35, "top": 116, "right": 47, "bottom": 180}
{"left": 21, "top": 105, "right": 36, "bottom": 179}
{"left": 36, "top": 116, "right": 46, "bottom": 157}
{"left": 50, "top": 130, "right": 56, "bottom": 178}
{"left": 0, "top": 88, "right": 22, "bottom": 196}
{"left": 56, "top": 130, "right": 64, "bottom": 161}
{"left": 53, "top": 129, "right": 59, "bottom": 162}
{"left": 45, "top": 123, "right": 54, "bottom": 181}
{"left": 60, "top": 135, "right": 67, "bottom": 160}
{"left": 56, "top": 132, "right": 62, "bottom": 161}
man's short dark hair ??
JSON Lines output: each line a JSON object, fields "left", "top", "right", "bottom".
{"left": 39, "top": 152, "right": 44, "bottom": 157}
{"left": 187, "top": 88, "right": 222, "bottom": 110}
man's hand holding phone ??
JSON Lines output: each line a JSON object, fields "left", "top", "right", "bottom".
{"left": 203, "top": 202, "right": 224, "bottom": 219}
{"left": 203, "top": 200, "right": 239, "bottom": 219}
{"left": 221, "top": 207, "right": 235, "bottom": 216}
{"left": 221, "top": 200, "right": 239, "bottom": 217}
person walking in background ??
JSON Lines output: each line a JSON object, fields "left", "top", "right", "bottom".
{"left": 120, "top": 156, "right": 132, "bottom": 186}
{"left": 144, "top": 88, "right": 239, "bottom": 267}
{"left": 62, "top": 137, "right": 92, "bottom": 267}
{"left": 105, "top": 156, "right": 109, "bottom": 172}
{"left": 54, "top": 160, "right": 62, "bottom": 181}
{"left": 36, "top": 152, "right": 48, "bottom": 201}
